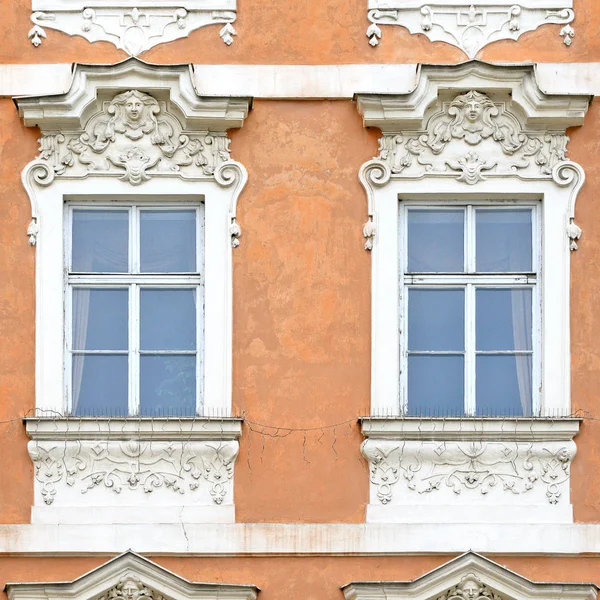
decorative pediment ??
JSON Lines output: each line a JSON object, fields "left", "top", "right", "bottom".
{"left": 6, "top": 551, "right": 258, "bottom": 600}
{"left": 366, "top": 1, "right": 575, "bottom": 58}
{"left": 343, "top": 553, "right": 597, "bottom": 600}
{"left": 28, "top": 0, "right": 237, "bottom": 56}
{"left": 16, "top": 59, "right": 251, "bottom": 188}
{"left": 357, "top": 62, "right": 590, "bottom": 250}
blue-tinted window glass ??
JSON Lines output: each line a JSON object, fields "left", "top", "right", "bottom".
{"left": 72, "top": 354, "right": 128, "bottom": 416}
{"left": 408, "top": 355, "right": 464, "bottom": 416}
{"left": 140, "top": 355, "right": 196, "bottom": 416}
{"left": 408, "top": 289, "right": 464, "bottom": 351}
{"left": 408, "top": 209, "right": 464, "bottom": 272}
{"left": 476, "top": 209, "right": 532, "bottom": 272}
{"left": 476, "top": 355, "right": 532, "bottom": 416}
{"left": 140, "top": 210, "right": 196, "bottom": 273}
{"left": 72, "top": 288, "right": 128, "bottom": 351}
{"left": 72, "top": 210, "right": 128, "bottom": 273}
{"left": 476, "top": 288, "right": 532, "bottom": 351}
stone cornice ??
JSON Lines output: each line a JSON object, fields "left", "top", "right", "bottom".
{"left": 360, "top": 417, "right": 581, "bottom": 441}
{"left": 25, "top": 417, "right": 243, "bottom": 441}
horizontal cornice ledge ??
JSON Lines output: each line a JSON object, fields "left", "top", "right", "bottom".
{"left": 24, "top": 417, "right": 243, "bottom": 441}
{"left": 15, "top": 59, "right": 252, "bottom": 132}
{"left": 356, "top": 61, "right": 591, "bottom": 133}
{"left": 360, "top": 417, "right": 581, "bottom": 441}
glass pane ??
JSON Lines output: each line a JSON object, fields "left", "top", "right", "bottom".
{"left": 476, "top": 209, "right": 533, "bottom": 272}
{"left": 72, "top": 210, "right": 128, "bottom": 273}
{"left": 408, "top": 289, "right": 464, "bottom": 351}
{"left": 476, "top": 288, "right": 532, "bottom": 351}
{"left": 140, "top": 210, "right": 196, "bottom": 273}
{"left": 476, "top": 355, "right": 532, "bottom": 416}
{"left": 72, "top": 354, "right": 128, "bottom": 416}
{"left": 72, "top": 288, "right": 128, "bottom": 351}
{"left": 408, "top": 355, "right": 464, "bottom": 416}
{"left": 407, "top": 209, "right": 464, "bottom": 272}
{"left": 140, "top": 355, "right": 196, "bottom": 416}
{"left": 140, "top": 289, "right": 196, "bottom": 351}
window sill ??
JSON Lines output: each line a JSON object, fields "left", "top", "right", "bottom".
{"left": 25, "top": 416, "right": 243, "bottom": 441}
{"left": 25, "top": 417, "right": 243, "bottom": 524}
{"left": 360, "top": 417, "right": 580, "bottom": 524}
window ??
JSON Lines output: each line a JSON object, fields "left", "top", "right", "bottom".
{"left": 400, "top": 202, "right": 539, "bottom": 417}
{"left": 66, "top": 203, "right": 204, "bottom": 417}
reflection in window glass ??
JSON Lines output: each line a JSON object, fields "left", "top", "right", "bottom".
{"left": 408, "top": 209, "right": 464, "bottom": 272}
{"left": 140, "top": 289, "right": 196, "bottom": 351}
{"left": 72, "top": 288, "right": 128, "bottom": 351}
{"left": 476, "top": 209, "right": 532, "bottom": 272}
{"left": 476, "top": 288, "right": 532, "bottom": 351}
{"left": 408, "top": 355, "right": 464, "bottom": 416}
{"left": 72, "top": 354, "right": 128, "bottom": 416}
{"left": 140, "top": 210, "right": 196, "bottom": 273}
{"left": 72, "top": 210, "right": 128, "bottom": 273}
{"left": 140, "top": 355, "right": 196, "bottom": 416}
{"left": 408, "top": 289, "right": 464, "bottom": 351}
{"left": 476, "top": 355, "right": 532, "bottom": 416}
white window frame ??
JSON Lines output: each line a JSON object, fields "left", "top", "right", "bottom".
{"left": 399, "top": 200, "right": 541, "bottom": 417}
{"left": 65, "top": 201, "right": 205, "bottom": 416}
{"left": 370, "top": 179, "right": 573, "bottom": 418}
{"left": 32, "top": 179, "right": 235, "bottom": 418}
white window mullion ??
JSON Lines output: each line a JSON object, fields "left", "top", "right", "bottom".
{"left": 465, "top": 283, "right": 476, "bottom": 416}
{"left": 65, "top": 283, "right": 73, "bottom": 414}
{"left": 131, "top": 205, "right": 139, "bottom": 274}
{"left": 466, "top": 204, "right": 476, "bottom": 273}
{"left": 130, "top": 283, "right": 140, "bottom": 416}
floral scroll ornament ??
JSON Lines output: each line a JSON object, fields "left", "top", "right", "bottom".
{"left": 31, "top": 89, "right": 233, "bottom": 186}
{"left": 361, "top": 439, "right": 575, "bottom": 504}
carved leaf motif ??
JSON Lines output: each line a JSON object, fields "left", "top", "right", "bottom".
{"left": 28, "top": 440, "right": 239, "bottom": 505}
{"left": 377, "top": 90, "right": 570, "bottom": 183}
{"left": 34, "top": 89, "right": 232, "bottom": 184}
{"left": 362, "top": 440, "right": 575, "bottom": 504}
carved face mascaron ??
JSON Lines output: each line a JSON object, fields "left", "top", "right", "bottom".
{"left": 112, "top": 576, "right": 153, "bottom": 600}
{"left": 125, "top": 98, "right": 144, "bottom": 122}
{"left": 458, "top": 576, "right": 483, "bottom": 600}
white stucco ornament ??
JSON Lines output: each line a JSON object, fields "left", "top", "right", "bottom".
{"left": 367, "top": 0, "right": 575, "bottom": 57}
{"left": 28, "top": 0, "right": 237, "bottom": 54}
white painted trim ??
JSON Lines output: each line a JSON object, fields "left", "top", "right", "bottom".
{"left": 25, "top": 417, "right": 243, "bottom": 440}
{"left": 3, "top": 523, "right": 600, "bottom": 554}
{"left": 342, "top": 553, "right": 598, "bottom": 600}
{"left": 368, "top": 178, "right": 575, "bottom": 418}
{"left": 28, "top": 178, "right": 235, "bottom": 417}
{"left": 3, "top": 63, "right": 600, "bottom": 99}
{"left": 6, "top": 551, "right": 258, "bottom": 600}
{"left": 360, "top": 417, "right": 581, "bottom": 440}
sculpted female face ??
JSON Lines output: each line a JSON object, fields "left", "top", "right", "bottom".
{"left": 125, "top": 97, "right": 144, "bottom": 122}
{"left": 459, "top": 577, "right": 482, "bottom": 600}
{"left": 464, "top": 99, "right": 483, "bottom": 122}
{"left": 120, "top": 578, "right": 141, "bottom": 600}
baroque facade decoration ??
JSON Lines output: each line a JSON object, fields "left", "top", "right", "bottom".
{"left": 343, "top": 553, "right": 598, "bottom": 600}
{"left": 362, "top": 438, "right": 574, "bottom": 504}
{"left": 16, "top": 59, "right": 251, "bottom": 248}
{"left": 15, "top": 61, "right": 252, "bottom": 525}
{"left": 7, "top": 551, "right": 259, "bottom": 600}
{"left": 359, "top": 418, "right": 581, "bottom": 523}
{"left": 28, "top": 0, "right": 237, "bottom": 55}
{"left": 357, "top": 63, "right": 591, "bottom": 524}
{"left": 25, "top": 418, "right": 243, "bottom": 522}
{"left": 28, "top": 438, "right": 238, "bottom": 506}
{"left": 366, "top": 1, "right": 575, "bottom": 58}
{"left": 357, "top": 62, "right": 589, "bottom": 252}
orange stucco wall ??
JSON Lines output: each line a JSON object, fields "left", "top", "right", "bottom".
{"left": 1, "top": 0, "right": 600, "bottom": 549}
{"left": 3, "top": 93, "right": 600, "bottom": 524}
{"left": 1, "top": 0, "right": 598, "bottom": 64}
{"left": 1, "top": 555, "right": 600, "bottom": 600}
